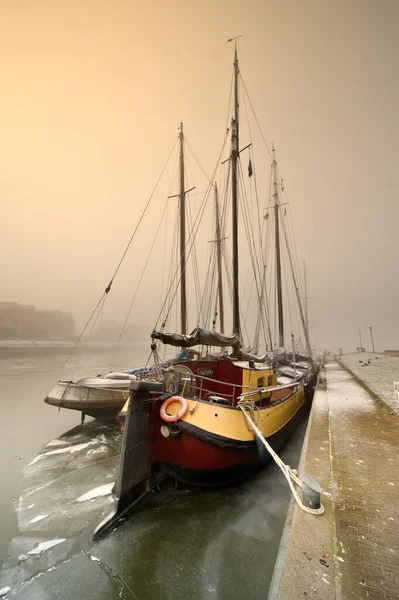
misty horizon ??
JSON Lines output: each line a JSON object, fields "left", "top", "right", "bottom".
{"left": 2, "top": 0, "right": 398, "bottom": 355}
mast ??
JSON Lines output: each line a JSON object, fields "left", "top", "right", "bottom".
{"left": 179, "top": 123, "right": 187, "bottom": 336}
{"left": 280, "top": 207, "right": 312, "bottom": 356}
{"left": 272, "top": 145, "right": 284, "bottom": 348}
{"left": 253, "top": 264, "right": 266, "bottom": 351}
{"left": 304, "top": 261, "right": 309, "bottom": 332}
{"left": 303, "top": 260, "right": 311, "bottom": 353}
{"left": 214, "top": 182, "right": 225, "bottom": 334}
{"left": 231, "top": 43, "right": 240, "bottom": 336}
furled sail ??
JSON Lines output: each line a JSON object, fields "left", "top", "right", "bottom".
{"left": 240, "top": 350, "right": 270, "bottom": 363}
{"left": 238, "top": 347, "right": 286, "bottom": 364}
{"left": 151, "top": 327, "right": 240, "bottom": 349}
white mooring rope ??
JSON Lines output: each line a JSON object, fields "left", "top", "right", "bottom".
{"left": 238, "top": 404, "right": 324, "bottom": 516}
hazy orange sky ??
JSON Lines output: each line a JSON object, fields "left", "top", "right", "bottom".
{"left": 1, "top": 0, "right": 398, "bottom": 353}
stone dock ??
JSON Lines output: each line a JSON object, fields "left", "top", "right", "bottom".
{"left": 269, "top": 355, "right": 399, "bottom": 600}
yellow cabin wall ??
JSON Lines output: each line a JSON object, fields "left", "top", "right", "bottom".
{"left": 241, "top": 367, "right": 277, "bottom": 394}
{"left": 165, "top": 386, "right": 305, "bottom": 442}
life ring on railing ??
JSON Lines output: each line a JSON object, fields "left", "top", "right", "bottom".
{"left": 160, "top": 396, "right": 188, "bottom": 422}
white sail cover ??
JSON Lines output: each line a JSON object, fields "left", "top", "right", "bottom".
{"left": 151, "top": 327, "right": 240, "bottom": 349}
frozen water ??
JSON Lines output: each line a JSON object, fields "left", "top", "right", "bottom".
{"left": 76, "top": 483, "right": 114, "bottom": 503}
{"left": 90, "top": 555, "right": 101, "bottom": 563}
{"left": 27, "top": 538, "right": 66, "bottom": 555}
{"left": 0, "top": 587, "right": 11, "bottom": 597}
{"left": 0, "top": 422, "right": 120, "bottom": 592}
{"left": 29, "top": 514, "right": 48, "bottom": 524}
{"left": 28, "top": 440, "right": 98, "bottom": 465}
{"left": 46, "top": 439, "right": 69, "bottom": 448}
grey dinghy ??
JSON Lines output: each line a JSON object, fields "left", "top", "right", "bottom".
{"left": 44, "top": 374, "right": 135, "bottom": 421}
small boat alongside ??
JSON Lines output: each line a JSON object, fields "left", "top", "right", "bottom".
{"left": 44, "top": 375, "right": 134, "bottom": 422}
{"left": 44, "top": 355, "right": 193, "bottom": 422}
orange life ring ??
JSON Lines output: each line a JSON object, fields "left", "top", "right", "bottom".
{"left": 160, "top": 395, "right": 188, "bottom": 422}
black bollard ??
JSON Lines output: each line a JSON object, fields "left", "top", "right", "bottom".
{"left": 301, "top": 473, "right": 322, "bottom": 509}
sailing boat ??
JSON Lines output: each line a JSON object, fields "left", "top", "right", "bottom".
{"left": 97, "top": 43, "right": 318, "bottom": 531}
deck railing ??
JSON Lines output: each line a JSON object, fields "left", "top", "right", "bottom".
{"left": 174, "top": 371, "right": 300, "bottom": 406}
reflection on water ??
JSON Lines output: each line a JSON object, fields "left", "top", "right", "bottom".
{"left": 0, "top": 345, "right": 308, "bottom": 599}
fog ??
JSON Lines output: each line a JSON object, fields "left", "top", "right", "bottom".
{"left": 1, "top": 0, "right": 398, "bottom": 354}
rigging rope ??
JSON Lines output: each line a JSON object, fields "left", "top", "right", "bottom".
{"left": 240, "top": 75, "right": 273, "bottom": 158}
{"left": 71, "top": 292, "right": 108, "bottom": 379}
{"left": 185, "top": 136, "right": 211, "bottom": 183}
{"left": 62, "top": 292, "right": 107, "bottom": 373}
{"left": 118, "top": 200, "right": 170, "bottom": 342}
{"left": 186, "top": 191, "right": 203, "bottom": 321}
{"left": 275, "top": 164, "right": 303, "bottom": 301}
{"left": 237, "top": 160, "right": 271, "bottom": 348}
{"left": 62, "top": 137, "right": 178, "bottom": 370}
{"left": 156, "top": 199, "right": 180, "bottom": 352}
{"left": 198, "top": 159, "right": 231, "bottom": 330}
{"left": 242, "top": 86, "right": 263, "bottom": 250}
{"left": 105, "top": 138, "right": 179, "bottom": 294}
{"left": 280, "top": 206, "right": 311, "bottom": 354}
{"left": 154, "top": 128, "right": 230, "bottom": 332}
{"left": 201, "top": 240, "right": 218, "bottom": 329}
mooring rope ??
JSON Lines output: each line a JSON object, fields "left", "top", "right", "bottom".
{"left": 238, "top": 404, "right": 324, "bottom": 516}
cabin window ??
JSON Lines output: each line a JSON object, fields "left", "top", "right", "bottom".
{"left": 198, "top": 368, "right": 213, "bottom": 377}
{"left": 268, "top": 375, "right": 273, "bottom": 386}
{"left": 257, "top": 377, "right": 264, "bottom": 388}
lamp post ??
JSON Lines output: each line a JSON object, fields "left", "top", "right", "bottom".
{"left": 358, "top": 330, "right": 363, "bottom": 349}
{"left": 368, "top": 326, "right": 375, "bottom": 353}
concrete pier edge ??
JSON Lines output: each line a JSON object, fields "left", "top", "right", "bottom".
{"left": 267, "top": 378, "right": 322, "bottom": 600}
{"left": 267, "top": 359, "right": 399, "bottom": 599}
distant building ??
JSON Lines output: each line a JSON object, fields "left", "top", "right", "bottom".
{"left": 0, "top": 302, "right": 74, "bottom": 340}
{"left": 356, "top": 346, "right": 366, "bottom": 353}
{"left": 384, "top": 350, "right": 399, "bottom": 357}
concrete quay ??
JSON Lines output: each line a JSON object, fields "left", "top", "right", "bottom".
{"left": 269, "top": 359, "right": 399, "bottom": 600}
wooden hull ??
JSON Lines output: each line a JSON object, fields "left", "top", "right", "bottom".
{"left": 150, "top": 373, "right": 313, "bottom": 487}
{"left": 94, "top": 367, "right": 317, "bottom": 536}
{"left": 114, "top": 359, "right": 318, "bottom": 486}
{"left": 158, "top": 397, "right": 309, "bottom": 486}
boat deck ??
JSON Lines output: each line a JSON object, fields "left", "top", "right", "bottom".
{"left": 269, "top": 359, "right": 399, "bottom": 600}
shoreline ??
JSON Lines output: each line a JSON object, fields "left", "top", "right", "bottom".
{"left": 0, "top": 340, "right": 149, "bottom": 358}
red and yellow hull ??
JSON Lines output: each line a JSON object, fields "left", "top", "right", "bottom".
{"left": 150, "top": 381, "right": 308, "bottom": 486}
{"left": 92, "top": 363, "right": 316, "bottom": 535}
{"left": 117, "top": 358, "right": 313, "bottom": 487}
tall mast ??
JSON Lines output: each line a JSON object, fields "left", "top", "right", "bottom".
{"left": 281, "top": 221, "right": 312, "bottom": 356}
{"left": 231, "top": 43, "right": 240, "bottom": 336}
{"left": 304, "top": 261, "right": 309, "bottom": 338}
{"left": 179, "top": 123, "right": 187, "bottom": 336}
{"left": 214, "top": 182, "right": 225, "bottom": 333}
{"left": 272, "top": 145, "right": 284, "bottom": 348}
{"left": 253, "top": 264, "right": 265, "bottom": 351}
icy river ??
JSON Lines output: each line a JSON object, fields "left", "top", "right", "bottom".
{"left": 0, "top": 343, "right": 307, "bottom": 600}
